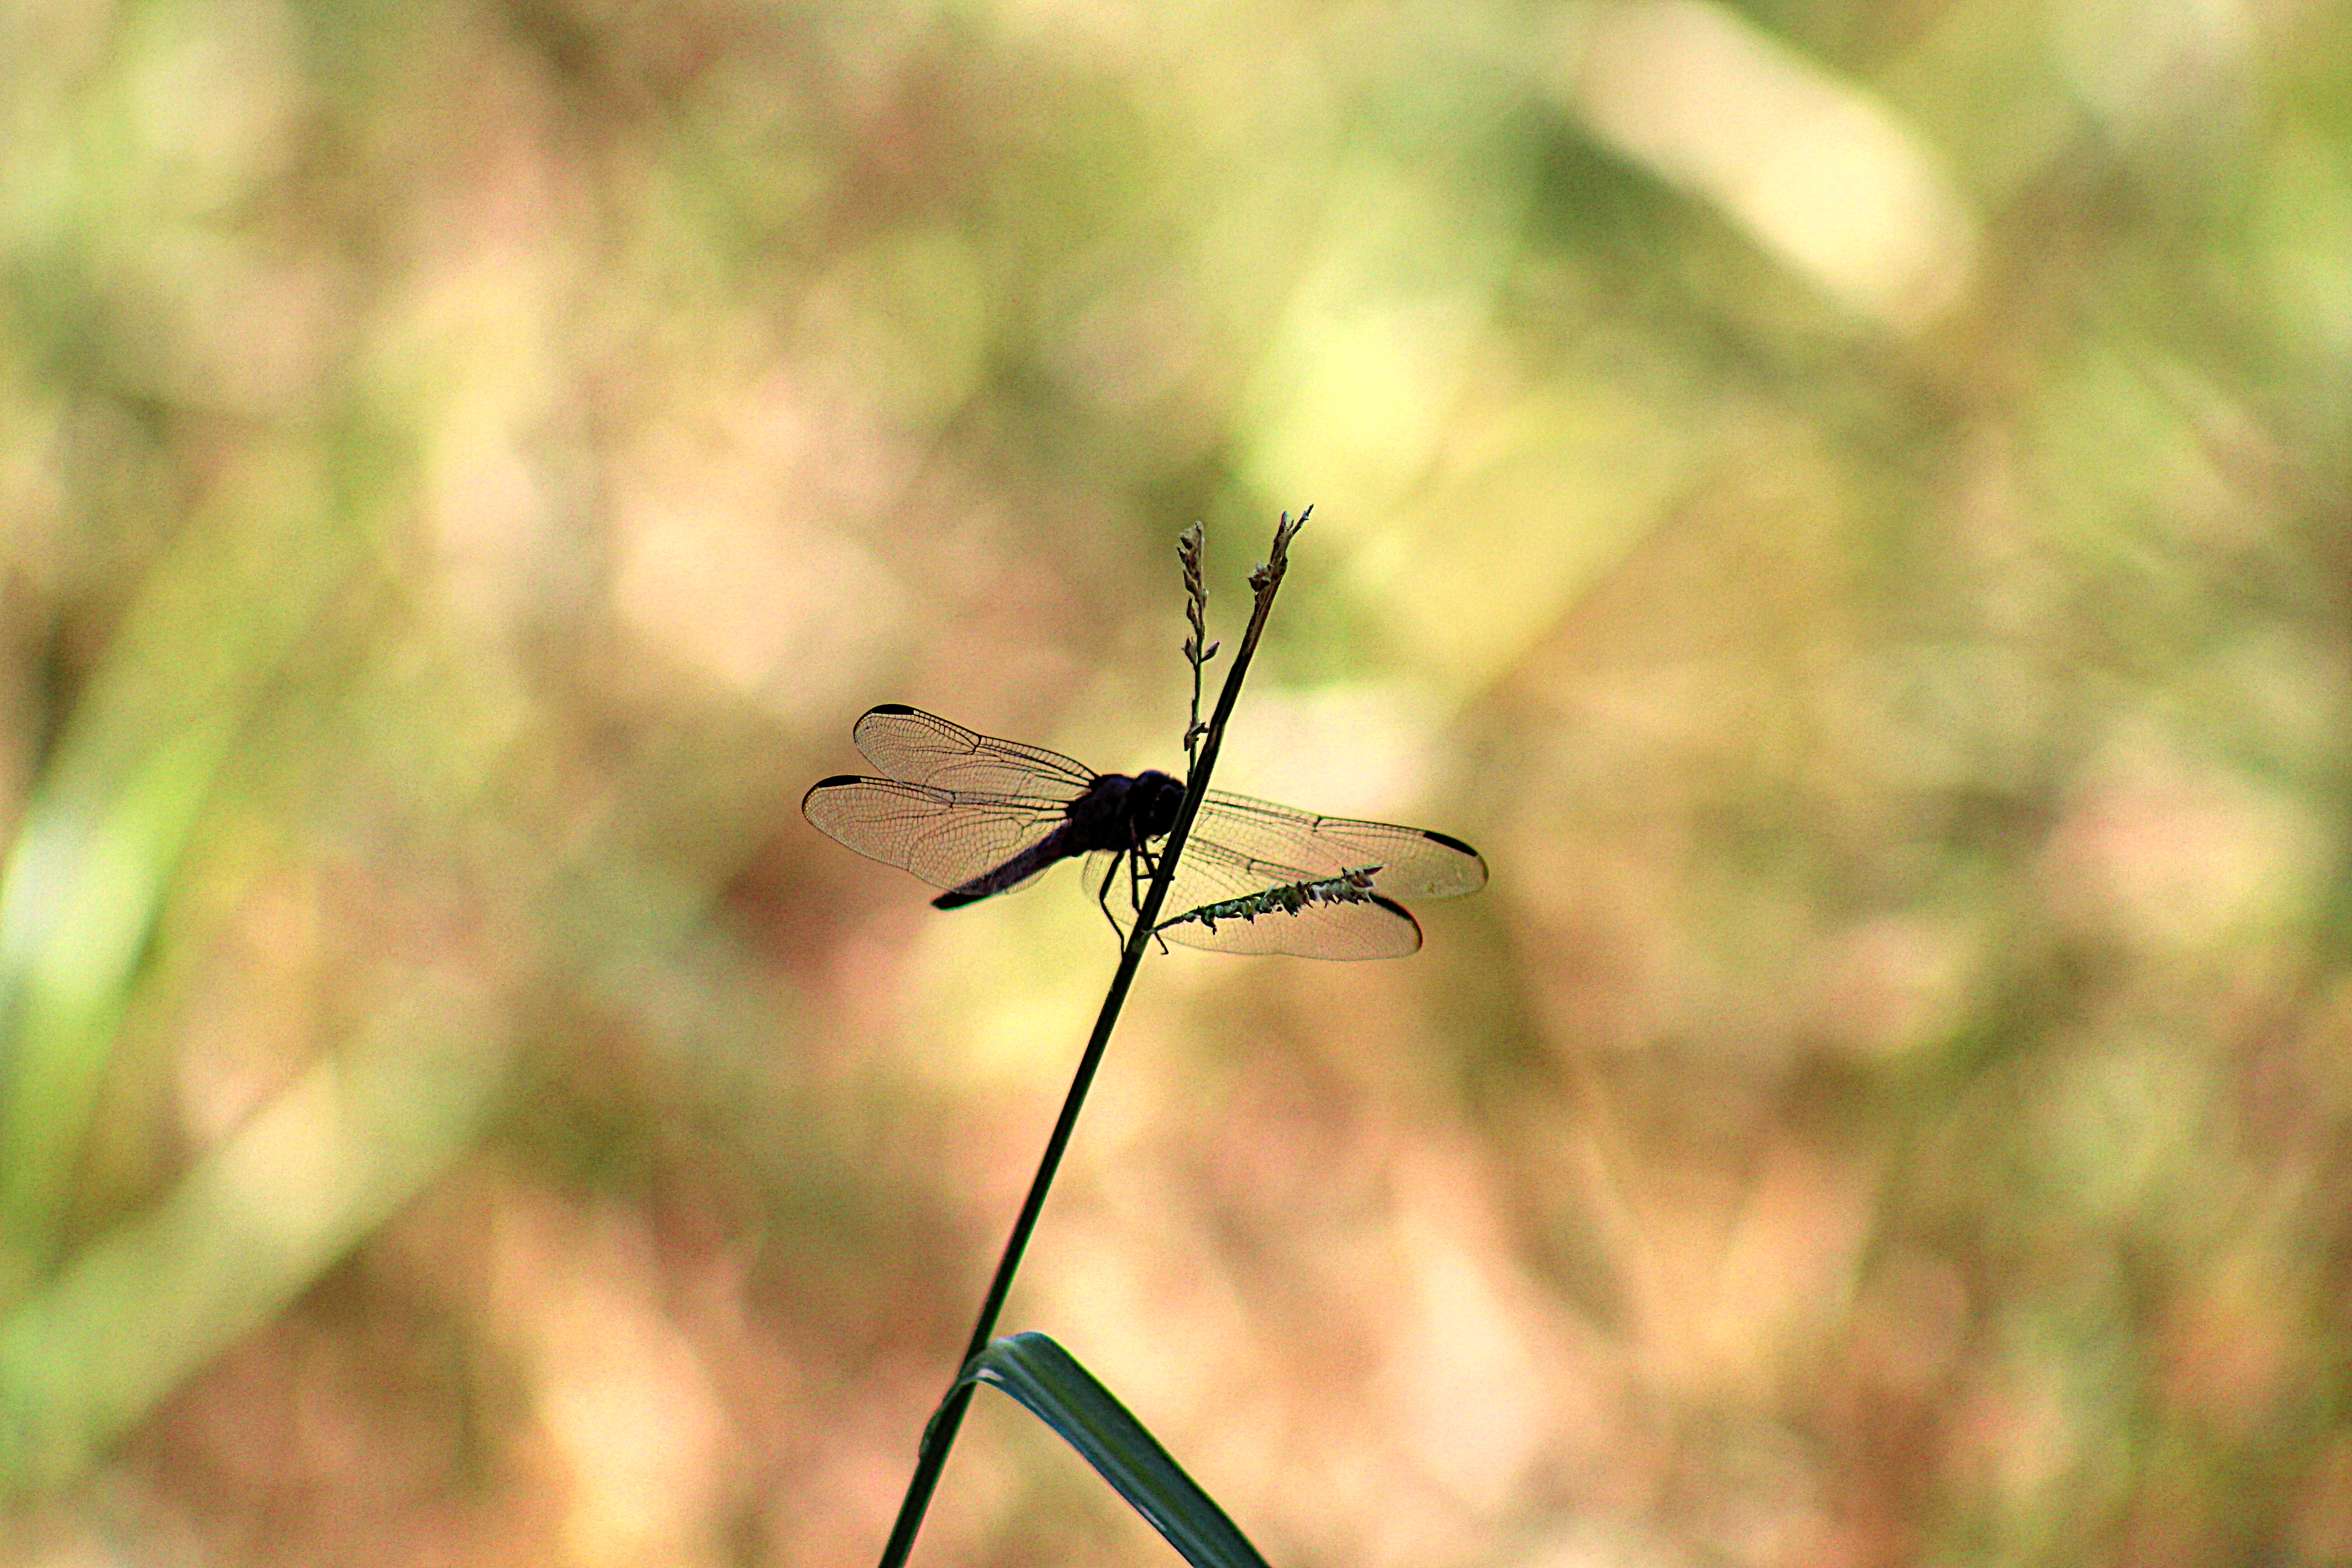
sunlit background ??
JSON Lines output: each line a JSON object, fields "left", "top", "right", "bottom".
{"left": 1, "top": 0, "right": 2349, "bottom": 1562}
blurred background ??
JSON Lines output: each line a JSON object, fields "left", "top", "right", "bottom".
{"left": 1, "top": 0, "right": 2349, "bottom": 1562}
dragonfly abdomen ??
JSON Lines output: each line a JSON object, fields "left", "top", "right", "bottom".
{"left": 933, "top": 821, "right": 1085, "bottom": 908}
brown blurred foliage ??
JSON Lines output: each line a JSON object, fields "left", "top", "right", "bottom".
{"left": 2, "top": 0, "right": 2351, "bottom": 1563}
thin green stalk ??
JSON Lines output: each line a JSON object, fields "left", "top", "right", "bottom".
{"left": 874, "top": 510, "right": 1307, "bottom": 1568}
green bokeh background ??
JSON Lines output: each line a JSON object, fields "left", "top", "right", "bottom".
{"left": 3, "top": 0, "right": 2351, "bottom": 1562}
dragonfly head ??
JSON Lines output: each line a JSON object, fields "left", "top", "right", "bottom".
{"left": 1132, "top": 769, "right": 1185, "bottom": 843}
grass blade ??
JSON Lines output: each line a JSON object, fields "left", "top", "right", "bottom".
{"left": 958, "top": 1333, "right": 1271, "bottom": 1568}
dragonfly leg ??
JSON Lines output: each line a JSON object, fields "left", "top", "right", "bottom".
{"left": 1129, "top": 844, "right": 1174, "bottom": 955}
{"left": 1093, "top": 852, "right": 1128, "bottom": 941}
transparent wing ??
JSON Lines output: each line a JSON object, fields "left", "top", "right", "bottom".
{"left": 803, "top": 775, "right": 1072, "bottom": 894}
{"left": 1178, "top": 791, "right": 1486, "bottom": 904}
{"left": 851, "top": 706, "right": 1099, "bottom": 797}
{"left": 1092, "top": 791, "right": 1486, "bottom": 960}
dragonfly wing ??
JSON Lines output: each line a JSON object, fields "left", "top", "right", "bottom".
{"left": 1166, "top": 792, "right": 1487, "bottom": 909}
{"left": 1083, "top": 794, "right": 1483, "bottom": 960}
{"left": 802, "top": 776, "right": 1070, "bottom": 893}
{"left": 851, "top": 706, "right": 1100, "bottom": 797}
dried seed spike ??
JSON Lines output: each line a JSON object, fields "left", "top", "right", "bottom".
{"left": 1177, "top": 523, "right": 1208, "bottom": 628}
{"left": 1250, "top": 505, "right": 1308, "bottom": 594}
{"left": 1177, "top": 520, "right": 1212, "bottom": 764}
{"left": 1156, "top": 866, "right": 1383, "bottom": 934}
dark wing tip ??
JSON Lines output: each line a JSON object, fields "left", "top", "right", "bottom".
{"left": 1373, "top": 895, "right": 1425, "bottom": 954}
{"left": 803, "top": 774, "right": 871, "bottom": 806}
{"left": 864, "top": 702, "right": 919, "bottom": 717}
{"left": 1420, "top": 828, "right": 1489, "bottom": 891}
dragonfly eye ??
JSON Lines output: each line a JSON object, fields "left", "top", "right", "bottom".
{"left": 1137, "top": 771, "right": 1185, "bottom": 839}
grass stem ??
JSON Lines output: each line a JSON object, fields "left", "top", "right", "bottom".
{"left": 873, "top": 510, "right": 1306, "bottom": 1568}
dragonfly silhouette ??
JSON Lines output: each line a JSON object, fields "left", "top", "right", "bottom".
{"left": 803, "top": 706, "right": 1487, "bottom": 959}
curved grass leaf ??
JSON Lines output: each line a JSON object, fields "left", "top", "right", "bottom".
{"left": 956, "top": 1333, "right": 1271, "bottom": 1568}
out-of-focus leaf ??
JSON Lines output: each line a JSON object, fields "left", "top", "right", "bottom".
{"left": 1549, "top": 0, "right": 1979, "bottom": 331}
{"left": 0, "top": 713, "right": 233, "bottom": 1285}
{"left": 957, "top": 1333, "right": 1271, "bottom": 1568}
{"left": 0, "top": 476, "right": 352, "bottom": 1296}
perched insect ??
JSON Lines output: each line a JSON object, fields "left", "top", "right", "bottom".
{"left": 804, "top": 705, "right": 1486, "bottom": 959}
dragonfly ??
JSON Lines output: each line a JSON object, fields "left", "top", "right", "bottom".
{"left": 802, "top": 705, "right": 1486, "bottom": 959}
